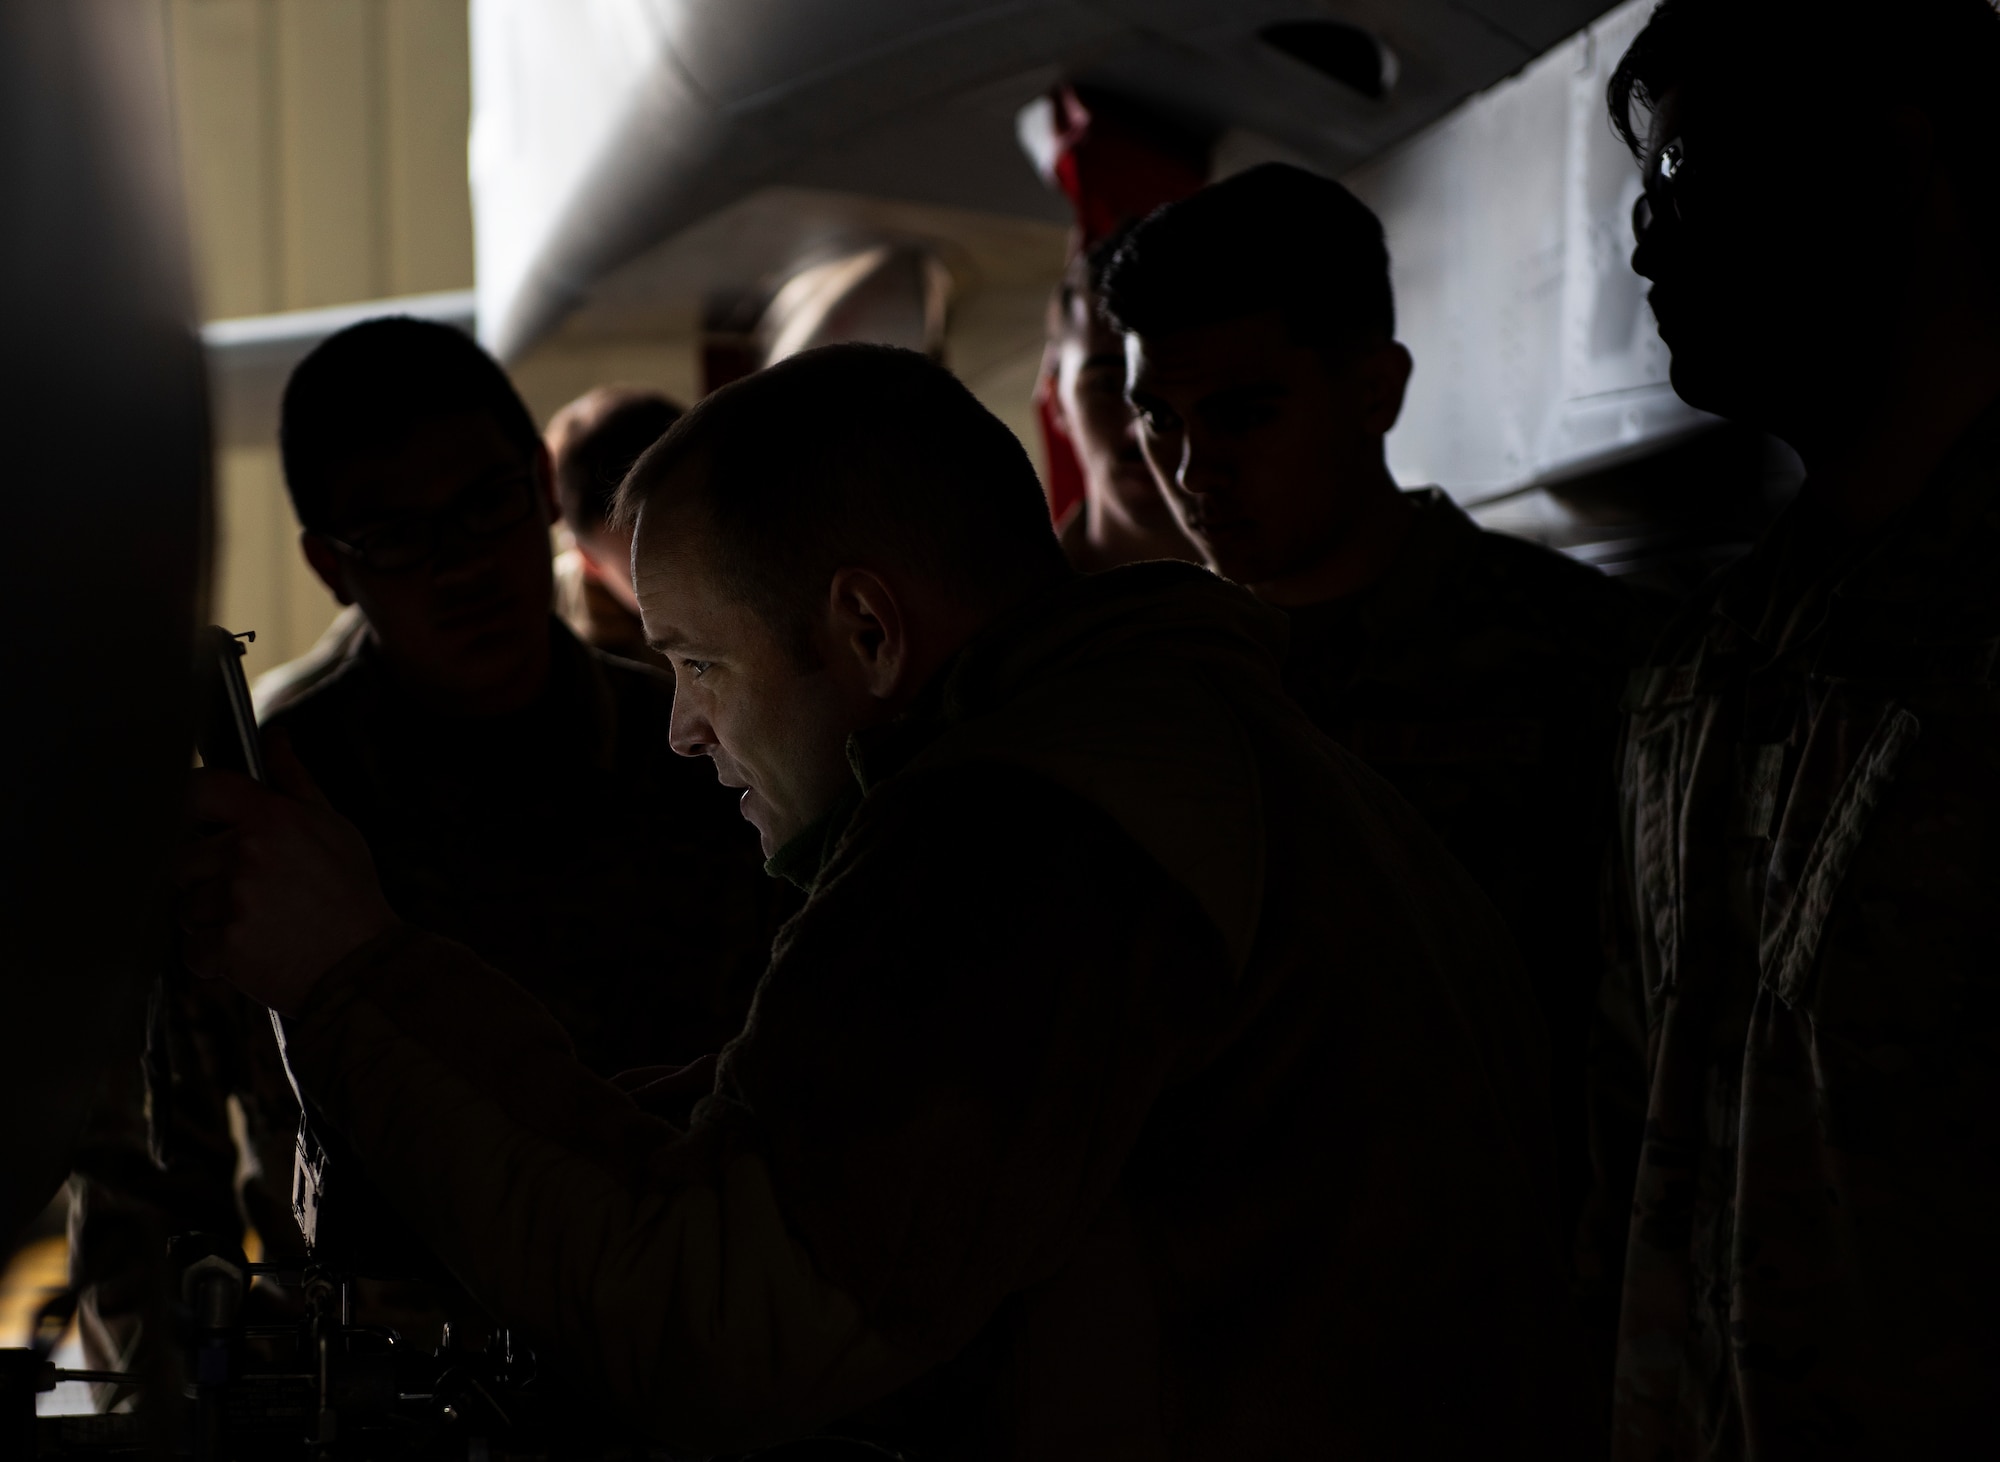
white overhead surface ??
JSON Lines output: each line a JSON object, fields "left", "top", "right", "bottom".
{"left": 469, "top": 0, "right": 1624, "bottom": 361}
{"left": 1349, "top": 0, "right": 1712, "bottom": 504}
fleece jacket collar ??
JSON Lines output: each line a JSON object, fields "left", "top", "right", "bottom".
{"left": 773, "top": 563, "right": 1289, "bottom": 976}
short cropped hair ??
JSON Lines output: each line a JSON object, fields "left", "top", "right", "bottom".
{"left": 546, "top": 386, "right": 683, "bottom": 537}
{"left": 613, "top": 344, "right": 1065, "bottom": 655}
{"left": 280, "top": 317, "right": 541, "bottom": 530}
{"left": 1608, "top": 0, "right": 2000, "bottom": 264}
{"left": 1098, "top": 163, "right": 1393, "bottom": 350}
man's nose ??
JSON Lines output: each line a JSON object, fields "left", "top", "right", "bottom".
{"left": 668, "top": 696, "right": 713, "bottom": 759}
{"left": 1630, "top": 192, "right": 1670, "bottom": 282}
{"left": 1178, "top": 429, "right": 1229, "bottom": 497}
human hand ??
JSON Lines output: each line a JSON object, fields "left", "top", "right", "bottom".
{"left": 174, "top": 731, "right": 398, "bottom": 1014}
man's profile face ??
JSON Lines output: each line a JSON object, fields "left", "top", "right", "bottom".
{"left": 311, "top": 410, "right": 556, "bottom": 713}
{"left": 635, "top": 491, "right": 862, "bottom": 857}
{"left": 1126, "top": 311, "right": 1405, "bottom": 590}
{"left": 1054, "top": 296, "right": 1170, "bottom": 527}
{"left": 1632, "top": 85, "right": 1900, "bottom": 435}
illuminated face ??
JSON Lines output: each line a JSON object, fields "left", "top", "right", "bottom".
{"left": 634, "top": 492, "right": 862, "bottom": 858}
{"left": 1126, "top": 310, "right": 1406, "bottom": 596}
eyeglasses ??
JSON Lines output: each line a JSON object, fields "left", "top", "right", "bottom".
{"left": 1631, "top": 135, "right": 1690, "bottom": 239}
{"left": 320, "top": 471, "right": 540, "bottom": 573}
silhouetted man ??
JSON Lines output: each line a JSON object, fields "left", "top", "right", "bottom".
{"left": 1592, "top": 1, "right": 2000, "bottom": 1455}
{"left": 1102, "top": 163, "right": 1645, "bottom": 1255}
{"left": 547, "top": 384, "right": 681, "bottom": 668}
{"left": 271, "top": 319, "right": 777, "bottom": 1072}
{"left": 1041, "top": 240, "right": 1197, "bottom": 570}
{"left": 73, "top": 321, "right": 780, "bottom": 1365}
{"left": 176, "top": 345, "right": 1585, "bottom": 1457}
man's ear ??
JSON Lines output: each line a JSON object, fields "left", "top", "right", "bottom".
{"left": 301, "top": 533, "right": 357, "bottom": 607}
{"left": 1360, "top": 341, "right": 1414, "bottom": 436}
{"left": 824, "top": 566, "right": 909, "bottom": 701}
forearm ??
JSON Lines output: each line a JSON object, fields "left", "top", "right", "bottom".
{"left": 286, "top": 930, "right": 908, "bottom": 1449}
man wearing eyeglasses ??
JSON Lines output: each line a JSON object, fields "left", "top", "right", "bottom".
{"left": 268, "top": 317, "right": 779, "bottom": 1074}
{"left": 1592, "top": 1, "right": 2000, "bottom": 1456}
{"left": 69, "top": 318, "right": 784, "bottom": 1370}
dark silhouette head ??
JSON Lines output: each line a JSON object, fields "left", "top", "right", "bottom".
{"left": 1100, "top": 162, "right": 1393, "bottom": 353}
{"left": 281, "top": 317, "right": 542, "bottom": 531}
{"left": 1098, "top": 165, "right": 1413, "bottom": 605}
{"left": 1612, "top": 0, "right": 2000, "bottom": 450}
{"left": 281, "top": 317, "right": 558, "bottom": 715}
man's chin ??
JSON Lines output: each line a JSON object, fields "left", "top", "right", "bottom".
{"left": 737, "top": 789, "right": 780, "bottom": 856}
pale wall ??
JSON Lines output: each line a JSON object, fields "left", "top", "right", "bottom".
{"left": 164, "top": 0, "right": 477, "bottom": 677}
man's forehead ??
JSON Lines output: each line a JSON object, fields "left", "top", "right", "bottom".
{"left": 325, "top": 410, "right": 521, "bottom": 524}
{"left": 1129, "top": 312, "right": 1298, "bottom": 390}
{"left": 632, "top": 472, "right": 713, "bottom": 563}
{"left": 1642, "top": 84, "right": 1686, "bottom": 160}
{"left": 632, "top": 486, "right": 732, "bottom": 615}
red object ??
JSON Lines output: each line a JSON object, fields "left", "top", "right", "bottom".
{"left": 1033, "top": 85, "right": 1209, "bottom": 526}
{"left": 1047, "top": 86, "right": 1209, "bottom": 249}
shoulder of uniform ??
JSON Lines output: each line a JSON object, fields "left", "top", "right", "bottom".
{"left": 252, "top": 607, "right": 371, "bottom": 721}
{"left": 1462, "top": 525, "right": 1621, "bottom": 593}
{"left": 257, "top": 645, "right": 370, "bottom": 730}
{"left": 1458, "top": 527, "right": 1638, "bottom": 611}
{"left": 1644, "top": 573, "right": 1731, "bottom": 663}
{"left": 1439, "top": 526, "right": 1658, "bottom": 661}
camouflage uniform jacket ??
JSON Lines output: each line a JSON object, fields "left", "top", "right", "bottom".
{"left": 1284, "top": 488, "right": 1647, "bottom": 1241}
{"left": 276, "top": 565, "right": 1586, "bottom": 1458}
{"left": 1600, "top": 407, "right": 2000, "bottom": 1458}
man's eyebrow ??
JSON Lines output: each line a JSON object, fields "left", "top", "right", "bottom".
{"left": 1200, "top": 381, "right": 1290, "bottom": 409}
